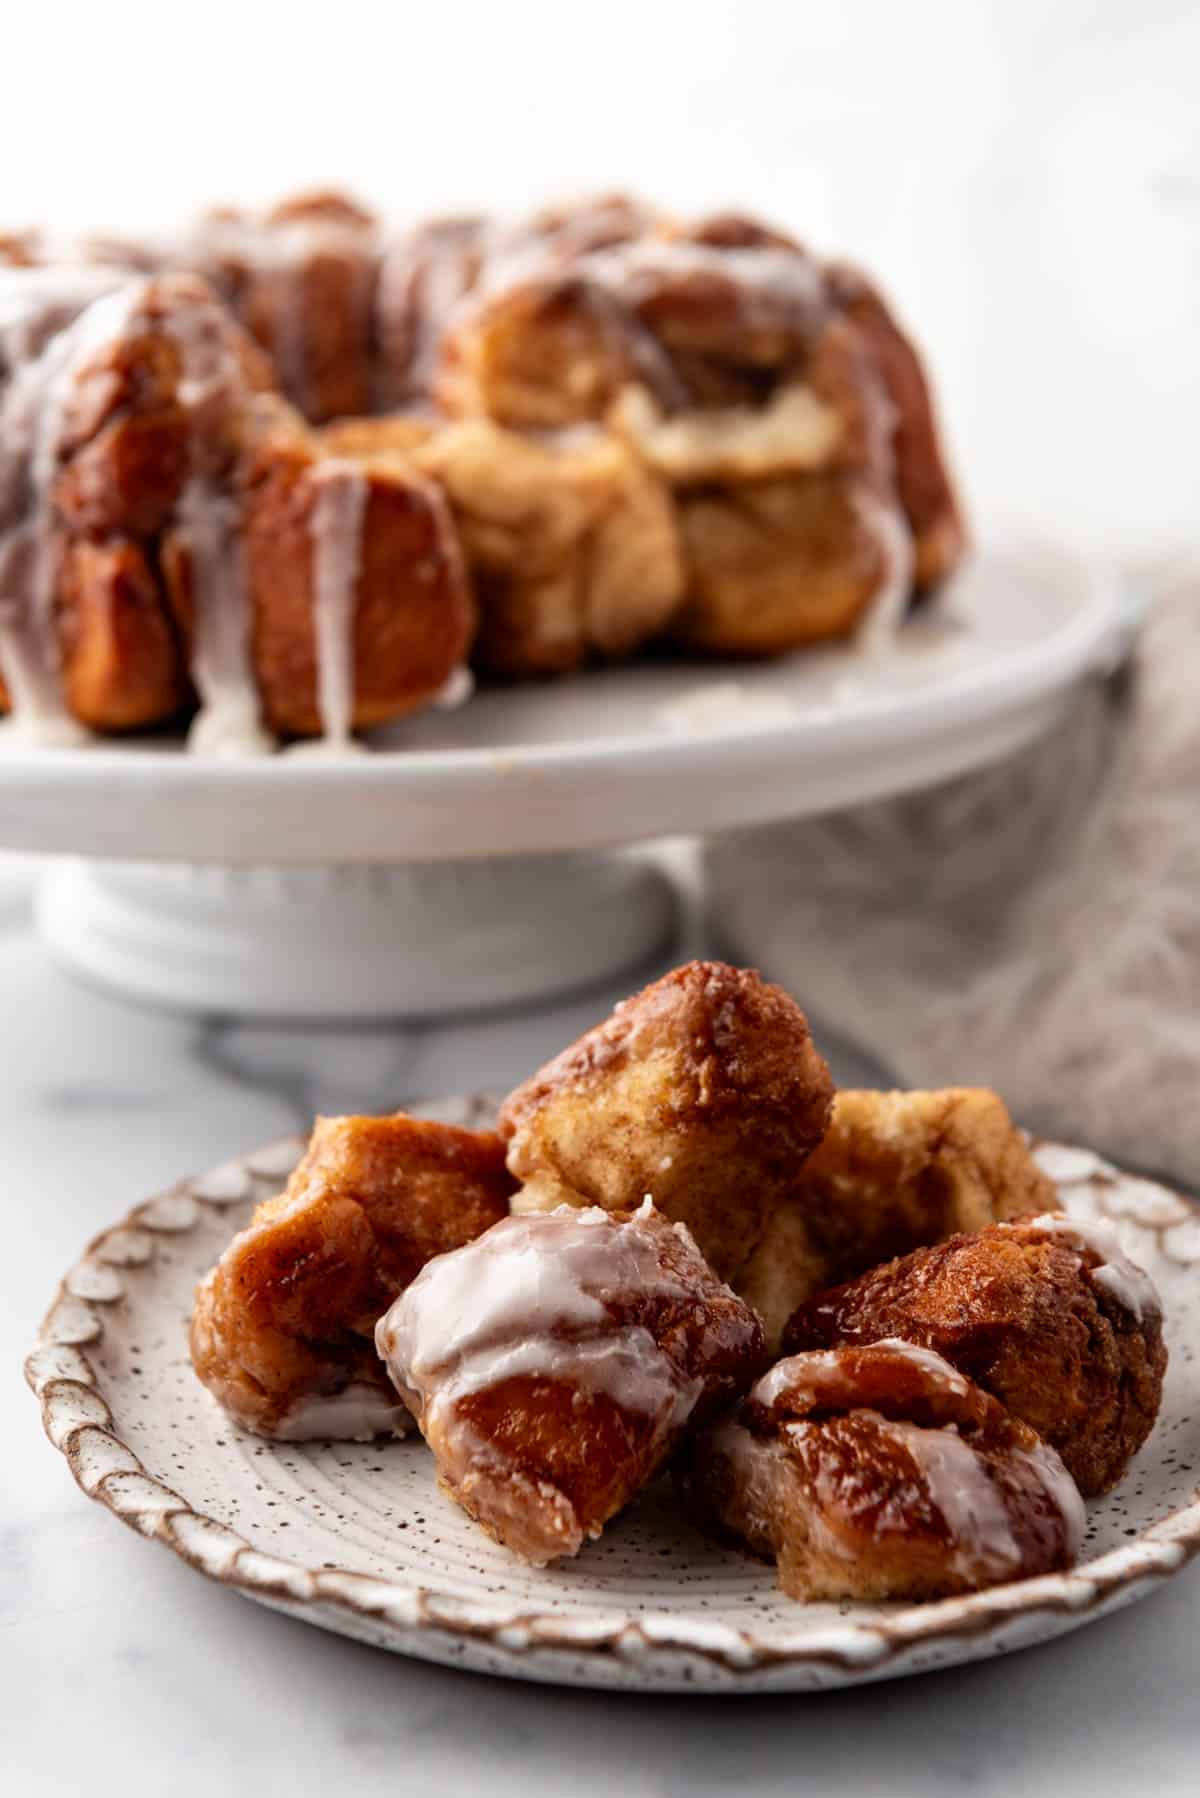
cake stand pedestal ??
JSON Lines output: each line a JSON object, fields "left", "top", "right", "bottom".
{"left": 36, "top": 852, "right": 679, "bottom": 1018}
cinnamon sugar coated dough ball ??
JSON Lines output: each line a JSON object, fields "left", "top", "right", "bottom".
{"left": 190, "top": 1113, "right": 515, "bottom": 1439}
{"left": 320, "top": 412, "right": 684, "bottom": 678}
{"left": 497, "top": 962, "right": 835, "bottom": 1285}
{"left": 738, "top": 1087, "right": 1061, "bottom": 1347}
{"left": 783, "top": 1216, "right": 1167, "bottom": 1495}
{"left": 376, "top": 1201, "right": 767, "bottom": 1565}
{"left": 679, "top": 1341, "right": 1085, "bottom": 1602}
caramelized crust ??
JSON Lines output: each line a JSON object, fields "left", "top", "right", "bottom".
{"left": 739, "top": 1087, "right": 1060, "bottom": 1347}
{"left": 498, "top": 961, "right": 834, "bottom": 1284}
{"left": 376, "top": 1202, "right": 767, "bottom": 1564}
{"left": 190, "top": 1112, "right": 515, "bottom": 1438}
{"left": 680, "top": 1341, "right": 1084, "bottom": 1602}
{"left": 783, "top": 1217, "right": 1166, "bottom": 1495}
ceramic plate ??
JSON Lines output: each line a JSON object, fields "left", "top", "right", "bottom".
{"left": 0, "top": 544, "right": 1125, "bottom": 864}
{"left": 26, "top": 1098, "right": 1200, "bottom": 1693}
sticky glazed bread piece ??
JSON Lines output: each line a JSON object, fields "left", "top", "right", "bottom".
{"left": 738, "top": 1088, "right": 1061, "bottom": 1348}
{"left": 323, "top": 412, "right": 684, "bottom": 676}
{"left": 497, "top": 961, "right": 834, "bottom": 1285}
{"left": 376, "top": 1201, "right": 767, "bottom": 1565}
{"left": 783, "top": 1216, "right": 1167, "bottom": 1495}
{"left": 0, "top": 269, "right": 473, "bottom": 745}
{"left": 680, "top": 1341, "right": 1084, "bottom": 1602}
{"left": 190, "top": 1112, "right": 516, "bottom": 1439}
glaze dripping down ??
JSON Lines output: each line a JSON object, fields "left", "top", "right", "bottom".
{"left": 0, "top": 280, "right": 144, "bottom": 746}
{"left": 307, "top": 460, "right": 368, "bottom": 751}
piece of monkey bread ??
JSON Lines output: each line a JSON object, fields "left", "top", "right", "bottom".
{"left": 679, "top": 1340, "right": 1085, "bottom": 1602}
{"left": 376, "top": 1200, "right": 767, "bottom": 1565}
{"left": 497, "top": 961, "right": 834, "bottom": 1287}
{"left": 190, "top": 1112, "right": 514, "bottom": 1439}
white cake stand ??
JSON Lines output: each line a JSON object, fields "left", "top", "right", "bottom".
{"left": 0, "top": 543, "right": 1127, "bottom": 1016}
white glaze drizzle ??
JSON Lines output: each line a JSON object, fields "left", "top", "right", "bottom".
{"left": 0, "top": 280, "right": 145, "bottom": 746}
{"left": 177, "top": 482, "right": 273, "bottom": 757}
{"left": 376, "top": 1202, "right": 703, "bottom": 1438}
{"left": 378, "top": 221, "right": 485, "bottom": 406}
{"left": 307, "top": 459, "right": 367, "bottom": 748}
{"left": 188, "top": 211, "right": 379, "bottom": 418}
{"left": 0, "top": 265, "right": 123, "bottom": 377}
{"left": 853, "top": 485, "right": 915, "bottom": 655}
{"left": 165, "top": 295, "right": 274, "bottom": 757}
{"left": 1021, "top": 1212, "right": 1162, "bottom": 1322}
{"left": 1015, "top": 1437, "right": 1086, "bottom": 1560}
{"left": 657, "top": 680, "right": 799, "bottom": 735}
{"left": 432, "top": 663, "right": 474, "bottom": 709}
{"left": 270, "top": 1381, "right": 413, "bottom": 1442}
{"left": 871, "top": 1417, "right": 1023, "bottom": 1579}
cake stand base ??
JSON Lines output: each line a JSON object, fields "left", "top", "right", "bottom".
{"left": 36, "top": 853, "right": 679, "bottom": 1019}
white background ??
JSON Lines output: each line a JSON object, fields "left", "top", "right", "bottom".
{"left": 3, "top": 1, "right": 1197, "bottom": 560}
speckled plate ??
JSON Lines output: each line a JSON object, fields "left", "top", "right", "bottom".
{"left": 25, "top": 1097, "right": 1200, "bottom": 1693}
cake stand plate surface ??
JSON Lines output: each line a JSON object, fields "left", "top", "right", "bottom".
{"left": 0, "top": 543, "right": 1127, "bottom": 1015}
{"left": 0, "top": 544, "right": 1122, "bottom": 865}
{"left": 25, "top": 1112, "right": 1200, "bottom": 1694}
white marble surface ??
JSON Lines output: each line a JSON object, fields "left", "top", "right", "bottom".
{"left": 5, "top": 858, "right": 1200, "bottom": 1797}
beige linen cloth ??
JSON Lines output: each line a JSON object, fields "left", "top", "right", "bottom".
{"left": 707, "top": 571, "right": 1199, "bottom": 1184}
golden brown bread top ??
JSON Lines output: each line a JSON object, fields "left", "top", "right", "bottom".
{"left": 783, "top": 1217, "right": 1167, "bottom": 1495}
{"left": 502, "top": 959, "right": 833, "bottom": 1127}
{"left": 499, "top": 961, "right": 834, "bottom": 1288}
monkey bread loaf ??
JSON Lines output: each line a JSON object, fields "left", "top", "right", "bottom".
{"left": 1, "top": 192, "right": 964, "bottom": 748}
